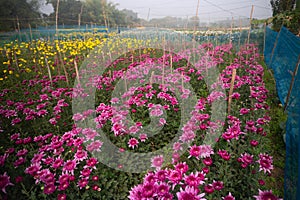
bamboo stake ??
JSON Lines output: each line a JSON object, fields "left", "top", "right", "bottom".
{"left": 13, "top": 52, "right": 20, "bottom": 72}
{"left": 238, "top": 17, "right": 242, "bottom": 48}
{"left": 29, "top": 23, "right": 33, "bottom": 42}
{"left": 230, "top": 16, "right": 234, "bottom": 45}
{"left": 247, "top": 5, "right": 254, "bottom": 45}
{"left": 269, "top": 26, "right": 283, "bottom": 67}
{"left": 74, "top": 60, "right": 81, "bottom": 85}
{"left": 44, "top": 55, "right": 53, "bottom": 85}
{"left": 58, "top": 51, "right": 69, "bottom": 85}
{"left": 78, "top": 4, "right": 84, "bottom": 29}
{"left": 54, "top": 54, "right": 61, "bottom": 76}
{"left": 262, "top": 22, "right": 267, "bottom": 60}
{"left": 150, "top": 71, "right": 154, "bottom": 85}
{"left": 284, "top": 54, "right": 300, "bottom": 111}
{"left": 16, "top": 16, "right": 21, "bottom": 41}
{"left": 56, "top": 0, "right": 60, "bottom": 36}
{"left": 228, "top": 68, "right": 237, "bottom": 114}
{"left": 123, "top": 71, "right": 127, "bottom": 91}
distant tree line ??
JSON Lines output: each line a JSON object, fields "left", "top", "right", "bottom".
{"left": 0, "top": 0, "right": 140, "bottom": 31}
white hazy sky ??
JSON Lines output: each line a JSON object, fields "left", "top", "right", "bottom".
{"left": 108, "top": 0, "right": 273, "bottom": 21}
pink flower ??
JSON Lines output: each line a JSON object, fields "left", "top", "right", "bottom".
{"left": 82, "top": 128, "right": 98, "bottom": 140}
{"left": 139, "top": 133, "right": 148, "bottom": 142}
{"left": 16, "top": 149, "right": 28, "bottom": 157}
{"left": 218, "top": 149, "right": 231, "bottom": 161}
{"left": 80, "top": 168, "right": 91, "bottom": 177}
{"left": 0, "top": 172, "right": 14, "bottom": 193}
{"left": 25, "top": 164, "right": 41, "bottom": 176}
{"left": 238, "top": 153, "right": 254, "bottom": 168}
{"left": 240, "top": 108, "right": 250, "bottom": 115}
{"left": 72, "top": 113, "right": 84, "bottom": 121}
{"left": 167, "top": 169, "right": 182, "bottom": 185}
{"left": 156, "top": 183, "right": 170, "bottom": 196}
{"left": 15, "top": 176, "right": 23, "bottom": 183}
{"left": 159, "top": 118, "right": 166, "bottom": 125}
{"left": 86, "top": 140, "right": 103, "bottom": 152}
{"left": 43, "top": 184, "right": 56, "bottom": 194}
{"left": 254, "top": 190, "right": 282, "bottom": 200}
{"left": 52, "top": 158, "right": 64, "bottom": 169}
{"left": 86, "top": 157, "right": 98, "bottom": 167}
{"left": 63, "top": 160, "right": 77, "bottom": 175}
{"left": 222, "top": 192, "right": 235, "bottom": 200}
{"left": 75, "top": 150, "right": 88, "bottom": 161}
{"left": 204, "top": 184, "right": 214, "bottom": 194}
{"left": 141, "top": 182, "right": 156, "bottom": 198}
{"left": 250, "top": 140, "right": 259, "bottom": 147}
{"left": 184, "top": 172, "right": 204, "bottom": 187}
{"left": 77, "top": 178, "right": 88, "bottom": 189}
{"left": 57, "top": 194, "right": 67, "bottom": 200}
{"left": 203, "top": 157, "right": 213, "bottom": 166}
{"left": 172, "top": 142, "right": 181, "bottom": 152}
{"left": 128, "top": 138, "right": 139, "bottom": 149}
{"left": 40, "top": 172, "right": 55, "bottom": 184}
{"left": 58, "top": 174, "right": 70, "bottom": 184}
{"left": 175, "top": 162, "right": 189, "bottom": 174}
{"left": 176, "top": 186, "right": 206, "bottom": 200}
{"left": 257, "top": 153, "right": 273, "bottom": 174}
{"left": 151, "top": 155, "right": 164, "bottom": 169}
{"left": 212, "top": 180, "right": 223, "bottom": 191}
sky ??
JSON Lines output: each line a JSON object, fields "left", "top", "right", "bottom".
{"left": 108, "top": 0, "right": 273, "bottom": 22}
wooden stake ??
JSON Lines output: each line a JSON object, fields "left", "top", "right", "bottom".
{"left": 45, "top": 55, "right": 53, "bottom": 85}
{"left": 269, "top": 26, "right": 283, "bottom": 67}
{"left": 13, "top": 52, "right": 20, "bottom": 72}
{"left": 16, "top": 16, "right": 21, "bottom": 41}
{"left": 247, "top": 5, "right": 254, "bottom": 45}
{"left": 193, "top": 0, "right": 200, "bottom": 41}
{"left": 56, "top": 0, "right": 60, "bottom": 36}
{"left": 262, "top": 22, "right": 267, "bottom": 60}
{"left": 228, "top": 68, "right": 237, "bottom": 114}
{"left": 74, "top": 60, "right": 81, "bottom": 85}
{"left": 58, "top": 51, "right": 69, "bottom": 85}
{"left": 284, "top": 54, "right": 300, "bottom": 111}
{"left": 230, "top": 16, "right": 234, "bottom": 45}
{"left": 78, "top": 4, "right": 84, "bottom": 29}
{"left": 123, "top": 71, "right": 127, "bottom": 91}
{"left": 29, "top": 23, "right": 33, "bottom": 42}
{"left": 150, "top": 71, "right": 154, "bottom": 85}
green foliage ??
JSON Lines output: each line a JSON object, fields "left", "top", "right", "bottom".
{"left": 271, "top": 10, "right": 300, "bottom": 35}
{"left": 260, "top": 61, "right": 286, "bottom": 197}
{"left": 270, "top": 0, "right": 296, "bottom": 16}
{"left": 0, "top": 0, "right": 42, "bottom": 31}
{"left": 45, "top": 0, "right": 139, "bottom": 27}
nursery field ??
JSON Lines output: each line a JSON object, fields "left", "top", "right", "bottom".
{"left": 0, "top": 31, "right": 285, "bottom": 200}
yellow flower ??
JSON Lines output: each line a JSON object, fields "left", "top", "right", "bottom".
{"left": 9, "top": 70, "right": 13, "bottom": 74}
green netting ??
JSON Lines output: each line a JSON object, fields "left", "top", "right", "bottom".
{"left": 264, "top": 26, "right": 300, "bottom": 200}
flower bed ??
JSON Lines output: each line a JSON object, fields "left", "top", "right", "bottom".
{"left": 0, "top": 33, "right": 281, "bottom": 199}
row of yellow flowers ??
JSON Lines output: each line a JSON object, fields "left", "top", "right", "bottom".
{"left": 0, "top": 32, "right": 157, "bottom": 82}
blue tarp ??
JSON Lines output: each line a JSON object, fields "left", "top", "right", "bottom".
{"left": 265, "top": 26, "right": 300, "bottom": 200}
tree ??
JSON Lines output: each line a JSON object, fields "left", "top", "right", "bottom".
{"left": 0, "top": 0, "right": 42, "bottom": 31}
{"left": 270, "top": 0, "right": 300, "bottom": 35}
{"left": 270, "top": 0, "right": 296, "bottom": 16}
{"left": 46, "top": 0, "right": 83, "bottom": 26}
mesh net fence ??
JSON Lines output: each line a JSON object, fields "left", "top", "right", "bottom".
{"left": 265, "top": 26, "right": 300, "bottom": 200}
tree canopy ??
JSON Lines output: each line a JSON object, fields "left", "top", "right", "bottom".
{"left": 0, "top": 0, "right": 42, "bottom": 31}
